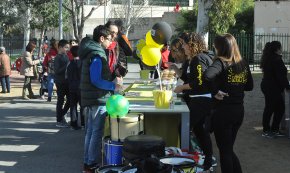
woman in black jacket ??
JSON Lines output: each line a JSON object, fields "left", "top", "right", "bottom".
{"left": 173, "top": 32, "right": 213, "bottom": 171}
{"left": 204, "top": 34, "right": 253, "bottom": 173}
{"left": 260, "top": 41, "right": 290, "bottom": 138}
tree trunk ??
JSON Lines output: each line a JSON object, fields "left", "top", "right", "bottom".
{"left": 23, "top": 8, "right": 31, "bottom": 51}
{"left": 197, "top": 0, "right": 212, "bottom": 46}
{"left": 0, "top": 29, "right": 3, "bottom": 47}
{"left": 38, "top": 28, "right": 45, "bottom": 57}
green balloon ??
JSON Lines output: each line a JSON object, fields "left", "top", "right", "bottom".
{"left": 106, "top": 94, "right": 129, "bottom": 118}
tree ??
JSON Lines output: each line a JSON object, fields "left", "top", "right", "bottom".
{"left": 0, "top": 1, "right": 21, "bottom": 46}
{"left": 30, "top": 0, "right": 70, "bottom": 56}
{"left": 12, "top": 0, "right": 49, "bottom": 50}
{"left": 208, "top": 0, "right": 238, "bottom": 34}
{"left": 173, "top": 5, "right": 198, "bottom": 33}
{"left": 196, "top": 0, "right": 213, "bottom": 45}
{"left": 110, "top": 0, "right": 153, "bottom": 36}
{"left": 228, "top": 6, "right": 254, "bottom": 34}
{"left": 62, "top": 0, "right": 110, "bottom": 42}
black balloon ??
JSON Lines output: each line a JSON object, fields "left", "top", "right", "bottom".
{"left": 151, "top": 22, "right": 172, "bottom": 45}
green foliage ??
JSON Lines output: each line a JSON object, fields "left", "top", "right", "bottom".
{"left": 176, "top": 9, "right": 197, "bottom": 33}
{"left": 30, "top": 0, "right": 70, "bottom": 32}
{"left": 228, "top": 6, "right": 254, "bottom": 34}
{"left": 0, "top": 1, "right": 22, "bottom": 35}
{"left": 208, "top": 0, "right": 238, "bottom": 34}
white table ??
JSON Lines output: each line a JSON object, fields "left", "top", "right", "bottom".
{"left": 129, "top": 103, "right": 190, "bottom": 149}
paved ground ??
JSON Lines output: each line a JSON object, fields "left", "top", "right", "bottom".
{"left": 0, "top": 64, "right": 290, "bottom": 173}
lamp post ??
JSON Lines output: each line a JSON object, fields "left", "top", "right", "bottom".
{"left": 59, "top": 0, "right": 63, "bottom": 40}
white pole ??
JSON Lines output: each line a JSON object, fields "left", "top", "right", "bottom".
{"left": 59, "top": 0, "right": 63, "bottom": 40}
{"left": 104, "top": 1, "right": 106, "bottom": 24}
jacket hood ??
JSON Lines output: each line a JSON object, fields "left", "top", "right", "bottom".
{"left": 78, "top": 37, "right": 106, "bottom": 61}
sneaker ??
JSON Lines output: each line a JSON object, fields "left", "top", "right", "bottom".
{"left": 22, "top": 96, "right": 30, "bottom": 100}
{"left": 71, "top": 125, "right": 81, "bottom": 130}
{"left": 56, "top": 122, "right": 69, "bottom": 128}
{"left": 211, "top": 156, "right": 217, "bottom": 167}
{"left": 47, "top": 97, "right": 51, "bottom": 102}
{"left": 262, "top": 131, "right": 275, "bottom": 138}
{"left": 272, "top": 131, "right": 286, "bottom": 137}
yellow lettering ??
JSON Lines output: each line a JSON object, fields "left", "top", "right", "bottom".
{"left": 197, "top": 65, "right": 202, "bottom": 85}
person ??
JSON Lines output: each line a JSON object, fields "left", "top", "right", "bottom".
{"left": 79, "top": 25, "right": 122, "bottom": 173}
{"left": 260, "top": 41, "right": 290, "bottom": 138}
{"left": 115, "top": 19, "right": 133, "bottom": 73}
{"left": 20, "top": 42, "right": 40, "bottom": 99}
{"left": 172, "top": 32, "right": 214, "bottom": 172}
{"left": 0, "top": 47, "right": 11, "bottom": 93}
{"left": 105, "top": 20, "right": 129, "bottom": 79}
{"left": 203, "top": 33, "right": 253, "bottom": 173}
{"left": 66, "top": 45, "right": 84, "bottom": 130}
{"left": 67, "top": 39, "right": 78, "bottom": 61}
{"left": 43, "top": 38, "right": 58, "bottom": 102}
{"left": 54, "top": 39, "right": 70, "bottom": 128}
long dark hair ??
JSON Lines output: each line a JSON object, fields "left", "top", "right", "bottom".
{"left": 26, "top": 42, "right": 36, "bottom": 53}
{"left": 260, "top": 41, "right": 282, "bottom": 70}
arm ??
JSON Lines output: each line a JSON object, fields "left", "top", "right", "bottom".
{"left": 245, "top": 63, "right": 254, "bottom": 91}
{"left": 203, "top": 59, "right": 223, "bottom": 82}
{"left": 274, "top": 58, "right": 290, "bottom": 90}
{"left": 90, "top": 57, "right": 116, "bottom": 91}
{"left": 23, "top": 52, "right": 40, "bottom": 66}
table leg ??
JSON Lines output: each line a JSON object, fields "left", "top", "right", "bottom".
{"left": 181, "top": 112, "right": 190, "bottom": 149}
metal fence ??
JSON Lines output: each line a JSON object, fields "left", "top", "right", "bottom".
{"left": 2, "top": 33, "right": 290, "bottom": 71}
{"left": 208, "top": 33, "right": 290, "bottom": 71}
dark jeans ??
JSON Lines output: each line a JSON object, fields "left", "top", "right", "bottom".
{"left": 69, "top": 91, "right": 84, "bottom": 126}
{"left": 261, "top": 87, "right": 285, "bottom": 132}
{"left": 213, "top": 104, "right": 243, "bottom": 173}
{"left": 55, "top": 82, "right": 70, "bottom": 122}
{"left": 0, "top": 75, "right": 10, "bottom": 92}
{"left": 188, "top": 97, "right": 213, "bottom": 170}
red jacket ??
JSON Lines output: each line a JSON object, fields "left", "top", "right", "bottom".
{"left": 161, "top": 49, "right": 170, "bottom": 70}
{"left": 43, "top": 48, "right": 58, "bottom": 73}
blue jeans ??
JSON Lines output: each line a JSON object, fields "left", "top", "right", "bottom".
{"left": 47, "top": 74, "right": 54, "bottom": 98}
{"left": 0, "top": 75, "right": 10, "bottom": 93}
{"left": 84, "top": 105, "right": 106, "bottom": 166}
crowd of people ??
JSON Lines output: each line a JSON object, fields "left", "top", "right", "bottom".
{"left": 1, "top": 20, "right": 289, "bottom": 173}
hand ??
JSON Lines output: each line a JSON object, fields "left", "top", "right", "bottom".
{"left": 166, "top": 62, "right": 178, "bottom": 70}
{"left": 114, "top": 84, "right": 123, "bottom": 92}
{"left": 115, "top": 77, "right": 123, "bottom": 85}
{"left": 214, "top": 90, "right": 229, "bottom": 100}
{"left": 174, "top": 85, "right": 184, "bottom": 94}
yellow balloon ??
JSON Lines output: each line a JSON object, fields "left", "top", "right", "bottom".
{"left": 141, "top": 45, "right": 161, "bottom": 66}
{"left": 145, "top": 30, "right": 163, "bottom": 48}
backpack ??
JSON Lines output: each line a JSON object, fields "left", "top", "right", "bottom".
{"left": 15, "top": 57, "right": 22, "bottom": 72}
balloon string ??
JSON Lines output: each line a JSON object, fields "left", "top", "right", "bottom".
{"left": 156, "top": 64, "right": 162, "bottom": 91}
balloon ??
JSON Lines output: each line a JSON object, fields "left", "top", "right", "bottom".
{"left": 106, "top": 94, "right": 129, "bottom": 118}
{"left": 141, "top": 45, "right": 161, "bottom": 66}
{"left": 151, "top": 22, "right": 173, "bottom": 45}
{"left": 136, "top": 39, "right": 146, "bottom": 58}
{"left": 145, "top": 30, "right": 163, "bottom": 49}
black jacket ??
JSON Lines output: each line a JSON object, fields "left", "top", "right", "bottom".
{"left": 261, "top": 53, "right": 290, "bottom": 92}
{"left": 204, "top": 58, "right": 253, "bottom": 104}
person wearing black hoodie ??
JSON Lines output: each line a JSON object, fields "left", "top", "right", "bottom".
{"left": 260, "top": 41, "right": 290, "bottom": 138}
{"left": 204, "top": 34, "right": 253, "bottom": 173}
{"left": 173, "top": 32, "right": 214, "bottom": 172}
{"left": 78, "top": 25, "right": 122, "bottom": 173}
